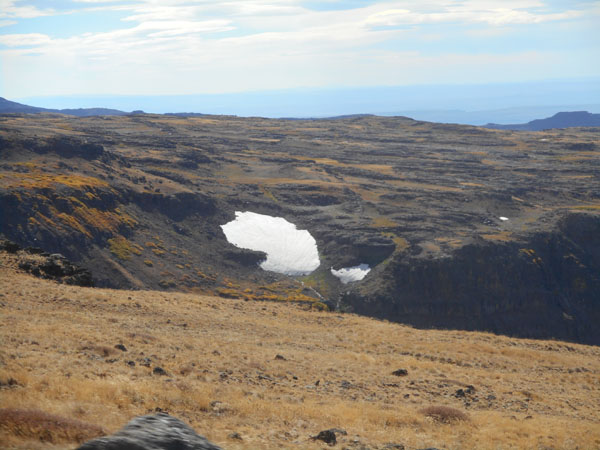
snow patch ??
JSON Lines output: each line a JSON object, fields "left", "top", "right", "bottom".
{"left": 331, "top": 264, "right": 371, "bottom": 284}
{"left": 221, "top": 211, "right": 320, "bottom": 276}
{"left": 499, "top": 216, "right": 509, "bottom": 221}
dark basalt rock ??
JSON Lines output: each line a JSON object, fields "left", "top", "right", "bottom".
{"left": 342, "top": 213, "right": 600, "bottom": 345}
{"left": 311, "top": 429, "right": 337, "bottom": 445}
{"left": 132, "top": 192, "right": 215, "bottom": 221}
{"left": 223, "top": 247, "right": 266, "bottom": 267}
{"left": 15, "top": 250, "right": 94, "bottom": 287}
{"left": 0, "top": 239, "right": 20, "bottom": 253}
{"left": 77, "top": 413, "right": 222, "bottom": 450}
{"left": 28, "top": 136, "right": 105, "bottom": 160}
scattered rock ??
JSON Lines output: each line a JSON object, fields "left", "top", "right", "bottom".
{"left": 0, "top": 240, "right": 20, "bottom": 253}
{"left": 228, "top": 432, "right": 243, "bottom": 440}
{"left": 140, "top": 357, "right": 152, "bottom": 367}
{"left": 383, "top": 444, "right": 405, "bottom": 449}
{"left": 311, "top": 429, "right": 337, "bottom": 446}
{"left": 391, "top": 369, "right": 408, "bottom": 377}
{"left": 328, "top": 428, "right": 347, "bottom": 436}
{"left": 115, "top": 344, "right": 127, "bottom": 352}
{"left": 77, "top": 412, "right": 222, "bottom": 449}
{"left": 456, "top": 385, "right": 475, "bottom": 398}
{"left": 274, "top": 354, "right": 286, "bottom": 360}
{"left": 0, "top": 377, "right": 19, "bottom": 388}
{"left": 126, "top": 361, "right": 135, "bottom": 367}
{"left": 209, "top": 401, "right": 230, "bottom": 415}
{"left": 153, "top": 367, "right": 167, "bottom": 376}
{"left": 15, "top": 250, "right": 94, "bottom": 286}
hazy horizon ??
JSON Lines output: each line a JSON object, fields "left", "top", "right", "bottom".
{"left": 2, "top": 1, "right": 599, "bottom": 123}
{"left": 12, "top": 78, "right": 600, "bottom": 125}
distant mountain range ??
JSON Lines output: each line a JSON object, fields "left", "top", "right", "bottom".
{"left": 485, "top": 111, "right": 600, "bottom": 131}
{"left": 2, "top": 96, "right": 600, "bottom": 130}
{"left": 0, "top": 97, "right": 128, "bottom": 117}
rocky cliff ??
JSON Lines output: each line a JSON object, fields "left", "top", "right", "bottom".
{"left": 342, "top": 214, "right": 600, "bottom": 344}
{"left": 1, "top": 113, "right": 598, "bottom": 343}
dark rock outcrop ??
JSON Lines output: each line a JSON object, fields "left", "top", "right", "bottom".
{"left": 132, "top": 192, "right": 215, "bottom": 221}
{"left": 1, "top": 240, "right": 94, "bottom": 286}
{"left": 77, "top": 413, "right": 221, "bottom": 450}
{"left": 311, "top": 429, "right": 337, "bottom": 445}
{"left": 18, "top": 253, "right": 94, "bottom": 287}
{"left": 342, "top": 214, "right": 600, "bottom": 345}
{"left": 28, "top": 136, "right": 105, "bottom": 160}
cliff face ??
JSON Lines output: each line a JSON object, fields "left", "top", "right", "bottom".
{"left": 343, "top": 214, "right": 600, "bottom": 344}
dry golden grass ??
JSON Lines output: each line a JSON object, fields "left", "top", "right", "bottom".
{"left": 0, "top": 408, "right": 104, "bottom": 446}
{"left": 1, "top": 260, "right": 600, "bottom": 449}
{"left": 481, "top": 231, "right": 513, "bottom": 242}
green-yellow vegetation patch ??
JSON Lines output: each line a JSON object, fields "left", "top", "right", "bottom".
{"left": 434, "top": 236, "right": 464, "bottom": 249}
{"left": 72, "top": 206, "right": 137, "bottom": 235}
{"left": 259, "top": 185, "right": 277, "bottom": 202}
{"left": 570, "top": 205, "right": 600, "bottom": 211}
{"left": 459, "top": 182, "right": 485, "bottom": 187}
{"left": 17, "top": 191, "right": 136, "bottom": 239}
{"left": 381, "top": 233, "right": 409, "bottom": 253}
{"left": 7, "top": 173, "right": 109, "bottom": 190}
{"left": 481, "top": 231, "right": 512, "bottom": 242}
{"left": 57, "top": 213, "right": 92, "bottom": 239}
{"left": 108, "top": 236, "right": 143, "bottom": 261}
{"left": 299, "top": 271, "right": 337, "bottom": 300}
{"left": 371, "top": 217, "right": 397, "bottom": 228}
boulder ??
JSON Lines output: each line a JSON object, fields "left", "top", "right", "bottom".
{"left": 77, "top": 413, "right": 221, "bottom": 450}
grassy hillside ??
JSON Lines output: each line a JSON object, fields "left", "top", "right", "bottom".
{"left": 1, "top": 254, "right": 599, "bottom": 449}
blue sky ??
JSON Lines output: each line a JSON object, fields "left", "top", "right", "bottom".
{"left": 1, "top": 0, "right": 599, "bottom": 102}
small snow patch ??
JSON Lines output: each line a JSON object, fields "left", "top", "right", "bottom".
{"left": 331, "top": 264, "right": 371, "bottom": 284}
{"left": 221, "top": 211, "right": 320, "bottom": 276}
{"left": 499, "top": 216, "right": 509, "bottom": 221}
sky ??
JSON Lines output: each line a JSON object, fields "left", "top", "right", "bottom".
{"left": 0, "top": 0, "right": 599, "bottom": 116}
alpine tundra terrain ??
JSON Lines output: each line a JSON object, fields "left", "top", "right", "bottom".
{"left": 0, "top": 113, "right": 599, "bottom": 344}
{"left": 1, "top": 254, "right": 599, "bottom": 449}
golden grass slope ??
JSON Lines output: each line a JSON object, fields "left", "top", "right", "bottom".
{"left": 1, "top": 258, "right": 599, "bottom": 449}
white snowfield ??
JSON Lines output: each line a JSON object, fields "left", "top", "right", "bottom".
{"left": 331, "top": 264, "right": 371, "bottom": 284}
{"left": 499, "top": 216, "right": 509, "bottom": 221}
{"left": 221, "top": 211, "right": 320, "bottom": 276}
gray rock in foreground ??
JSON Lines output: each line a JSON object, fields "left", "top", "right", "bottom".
{"left": 77, "top": 413, "right": 222, "bottom": 450}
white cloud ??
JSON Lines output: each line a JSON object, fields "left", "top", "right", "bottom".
{"left": 1, "top": 0, "right": 598, "bottom": 98}
{"left": 0, "top": 33, "right": 51, "bottom": 46}
{"left": 0, "top": 0, "right": 54, "bottom": 19}
{"left": 364, "top": 3, "right": 583, "bottom": 27}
